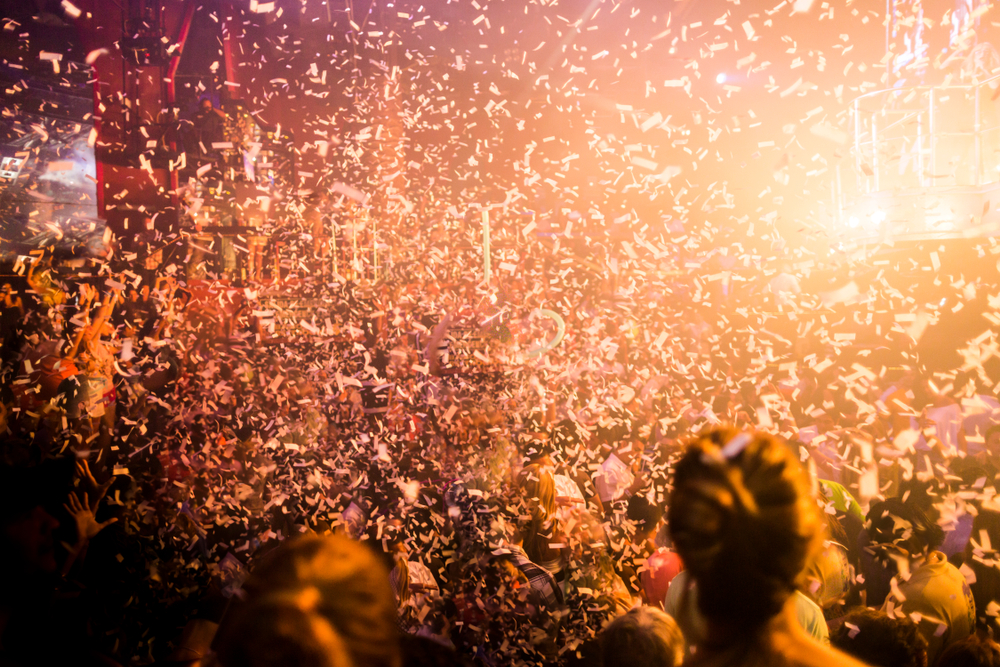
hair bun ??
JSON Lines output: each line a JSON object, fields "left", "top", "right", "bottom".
{"left": 224, "top": 595, "right": 354, "bottom": 667}
{"left": 668, "top": 428, "right": 821, "bottom": 627}
{"left": 294, "top": 586, "right": 322, "bottom": 612}
{"left": 213, "top": 535, "right": 398, "bottom": 667}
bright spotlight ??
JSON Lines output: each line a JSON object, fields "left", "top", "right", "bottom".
{"left": 848, "top": 216, "right": 860, "bottom": 229}
{"left": 871, "top": 210, "right": 886, "bottom": 225}
{"left": 716, "top": 73, "right": 727, "bottom": 84}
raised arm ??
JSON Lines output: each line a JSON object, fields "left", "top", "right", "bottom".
{"left": 67, "top": 289, "right": 119, "bottom": 360}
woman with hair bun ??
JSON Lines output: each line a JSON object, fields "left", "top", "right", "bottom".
{"left": 667, "top": 427, "right": 865, "bottom": 667}
{"left": 211, "top": 534, "right": 401, "bottom": 667}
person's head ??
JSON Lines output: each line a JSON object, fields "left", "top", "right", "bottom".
{"left": 600, "top": 607, "right": 684, "bottom": 667}
{"left": 0, "top": 502, "right": 59, "bottom": 582}
{"left": 520, "top": 438, "right": 555, "bottom": 467}
{"left": 550, "top": 418, "right": 583, "bottom": 450}
{"left": 967, "top": 509, "right": 1000, "bottom": 559}
{"left": 626, "top": 495, "right": 664, "bottom": 543}
{"left": 865, "top": 497, "right": 943, "bottom": 564}
{"left": 667, "top": 428, "right": 821, "bottom": 630}
{"left": 898, "top": 475, "right": 945, "bottom": 515}
{"left": 561, "top": 505, "right": 609, "bottom": 563}
{"left": 599, "top": 410, "right": 637, "bottom": 450}
{"left": 814, "top": 410, "right": 836, "bottom": 434}
{"left": 0, "top": 458, "right": 74, "bottom": 596}
{"left": 200, "top": 97, "right": 214, "bottom": 113}
{"left": 937, "top": 634, "right": 1000, "bottom": 667}
{"left": 214, "top": 534, "right": 400, "bottom": 667}
{"left": 830, "top": 608, "right": 927, "bottom": 667}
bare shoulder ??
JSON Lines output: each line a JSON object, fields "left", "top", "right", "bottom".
{"left": 686, "top": 640, "right": 870, "bottom": 667}
{"left": 786, "top": 638, "right": 870, "bottom": 667}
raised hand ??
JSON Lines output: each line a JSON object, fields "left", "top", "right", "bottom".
{"left": 63, "top": 491, "right": 118, "bottom": 544}
{"left": 76, "top": 459, "right": 115, "bottom": 510}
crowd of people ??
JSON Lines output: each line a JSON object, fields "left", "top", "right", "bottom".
{"left": 3, "top": 200, "right": 1000, "bottom": 667}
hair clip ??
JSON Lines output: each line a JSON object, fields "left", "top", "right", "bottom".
{"left": 720, "top": 432, "right": 752, "bottom": 460}
{"left": 272, "top": 586, "right": 319, "bottom": 612}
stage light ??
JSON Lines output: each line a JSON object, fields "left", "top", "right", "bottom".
{"left": 871, "top": 210, "right": 886, "bottom": 225}
{"left": 848, "top": 216, "right": 860, "bottom": 228}
{"left": 716, "top": 73, "right": 727, "bottom": 84}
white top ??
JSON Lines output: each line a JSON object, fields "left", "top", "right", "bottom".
{"left": 594, "top": 452, "right": 634, "bottom": 504}
{"left": 553, "top": 473, "right": 585, "bottom": 504}
{"left": 925, "top": 403, "right": 963, "bottom": 455}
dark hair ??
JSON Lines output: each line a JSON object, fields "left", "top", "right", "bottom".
{"left": 399, "top": 634, "right": 464, "bottom": 667}
{"left": 898, "top": 475, "right": 944, "bottom": 515}
{"left": 214, "top": 534, "right": 400, "bottom": 667}
{"left": 966, "top": 509, "right": 1000, "bottom": 632}
{"left": 937, "top": 635, "right": 1000, "bottom": 667}
{"left": 866, "top": 497, "right": 943, "bottom": 559}
{"left": 600, "top": 607, "right": 684, "bottom": 667}
{"left": 626, "top": 496, "right": 663, "bottom": 535}
{"left": 830, "top": 608, "right": 927, "bottom": 667}
{"left": 550, "top": 418, "right": 583, "bottom": 449}
{"left": 521, "top": 437, "right": 555, "bottom": 463}
{"left": 824, "top": 512, "right": 850, "bottom": 550}
{"left": 667, "top": 427, "right": 821, "bottom": 627}
{"left": 599, "top": 410, "right": 638, "bottom": 447}
{"left": 0, "top": 456, "right": 74, "bottom": 526}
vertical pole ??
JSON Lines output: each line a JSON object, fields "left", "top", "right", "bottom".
{"left": 331, "top": 215, "right": 338, "bottom": 277}
{"left": 872, "top": 112, "right": 880, "bottom": 192}
{"left": 975, "top": 83, "right": 982, "bottom": 186}
{"left": 482, "top": 208, "right": 491, "bottom": 284}
{"left": 221, "top": 2, "right": 241, "bottom": 101}
{"left": 373, "top": 210, "right": 378, "bottom": 283}
{"left": 835, "top": 163, "right": 843, "bottom": 227}
{"left": 885, "top": 0, "right": 893, "bottom": 83}
{"left": 917, "top": 104, "right": 925, "bottom": 187}
{"left": 830, "top": 179, "right": 837, "bottom": 229}
{"left": 929, "top": 88, "right": 936, "bottom": 184}
{"left": 854, "top": 98, "right": 862, "bottom": 194}
{"left": 353, "top": 211, "right": 358, "bottom": 280}
{"left": 165, "top": 0, "right": 196, "bottom": 219}
{"left": 274, "top": 241, "right": 280, "bottom": 282}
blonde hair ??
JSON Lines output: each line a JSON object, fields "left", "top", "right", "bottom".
{"left": 515, "top": 464, "right": 557, "bottom": 563}
{"left": 516, "top": 464, "right": 556, "bottom": 519}
{"left": 390, "top": 553, "right": 411, "bottom": 611}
